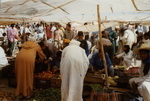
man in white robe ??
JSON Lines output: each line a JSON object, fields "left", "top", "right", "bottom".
{"left": 60, "top": 39, "right": 89, "bottom": 101}
{"left": 121, "top": 25, "right": 137, "bottom": 49}
{"left": 116, "top": 45, "right": 134, "bottom": 68}
{"left": 0, "top": 46, "right": 8, "bottom": 68}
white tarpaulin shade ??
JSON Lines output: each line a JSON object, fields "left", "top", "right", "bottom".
{"left": 74, "top": 22, "right": 119, "bottom": 32}
{"left": 0, "top": 0, "right": 150, "bottom": 24}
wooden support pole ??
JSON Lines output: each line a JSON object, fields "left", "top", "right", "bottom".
{"left": 97, "top": 5, "right": 109, "bottom": 88}
{"left": 43, "top": 22, "right": 48, "bottom": 43}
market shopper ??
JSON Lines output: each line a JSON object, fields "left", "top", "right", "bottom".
{"left": 142, "top": 32, "right": 150, "bottom": 46}
{"left": 45, "top": 24, "right": 52, "bottom": 40}
{"left": 54, "top": 24, "right": 64, "bottom": 50}
{"left": 121, "top": 25, "right": 137, "bottom": 49}
{"left": 64, "top": 23, "right": 74, "bottom": 40}
{"left": 77, "top": 31, "right": 89, "bottom": 56}
{"left": 35, "top": 41, "right": 51, "bottom": 73}
{"left": 129, "top": 44, "right": 150, "bottom": 101}
{"left": 15, "top": 35, "right": 45, "bottom": 99}
{"left": 89, "top": 49, "right": 114, "bottom": 77}
{"left": 7, "top": 24, "right": 15, "bottom": 56}
{"left": 0, "top": 46, "right": 8, "bottom": 68}
{"left": 108, "top": 26, "right": 119, "bottom": 54}
{"left": 116, "top": 45, "right": 134, "bottom": 68}
{"left": 60, "top": 39, "right": 89, "bottom": 101}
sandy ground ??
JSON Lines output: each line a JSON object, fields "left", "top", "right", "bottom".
{"left": 0, "top": 78, "right": 35, "bottom": 101}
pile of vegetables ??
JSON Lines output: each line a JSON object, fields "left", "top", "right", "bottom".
{"left": 32, "top": 88, "right": 61, "bottom": 101}
{"left": 35, "top": 71, "right": 54, "bottom": 79}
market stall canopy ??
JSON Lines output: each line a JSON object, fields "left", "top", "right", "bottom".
{"left": 0, "top": 0, "right": 150, "bottom": 24}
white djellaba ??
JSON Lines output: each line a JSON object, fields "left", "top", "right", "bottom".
{"left": 60, "top": 39, "right": 89, "bottom": 101}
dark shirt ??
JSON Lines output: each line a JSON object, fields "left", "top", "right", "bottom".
{"left": 78, "top": 39, "right": 89, "bottom": 56}
{"left": 89, "top": 52, "right": 112, "bottom": 70}
{"left": 43, "top": 47, "right": 51, "bottom": 59}
{"left": 143, "top": 56, "right": 150, "bottom": 75}
{"left": 108, "top": 30, "right": 118, "bottom": 42}
{"left": 51, "top": 57, "right": 61, "bottom": 68}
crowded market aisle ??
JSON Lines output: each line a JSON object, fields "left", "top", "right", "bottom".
{"left": 0, "top": 22, "right": 149, "bottom": 101}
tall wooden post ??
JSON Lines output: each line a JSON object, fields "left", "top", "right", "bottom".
{"left": 43, "top": 22, "right": 47, "bottom": 43}
{"left": 97, "top": 5, "right": 109, "bottom": 88}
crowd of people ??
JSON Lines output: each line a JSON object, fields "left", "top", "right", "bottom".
{"left": 0, "top": 22, "right": 150, "bottom": 101}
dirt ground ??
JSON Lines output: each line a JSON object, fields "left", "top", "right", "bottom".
{"left": 0, "top": 78, "right": 16, "bottom": 101}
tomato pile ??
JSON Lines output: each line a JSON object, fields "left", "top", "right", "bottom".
{"left": 35, "top": 71, "right": 54, "bottom": 78}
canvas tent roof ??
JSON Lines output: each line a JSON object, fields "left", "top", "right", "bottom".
{"left": 0, "top": 0, "right": 150, "bottom": 24}
{"left": 73, "top": 22, "right": 120, "bottom": 32}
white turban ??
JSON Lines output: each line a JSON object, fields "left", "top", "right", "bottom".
{"left": 69, "top": 39, "right": 80, "bottom": 46}
{"left": 28, "top": 35, "right": 36, "bottom": 42}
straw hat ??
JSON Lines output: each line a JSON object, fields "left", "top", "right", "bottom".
{"left": 134, "top": 44, "right": 150, "bottom": 55}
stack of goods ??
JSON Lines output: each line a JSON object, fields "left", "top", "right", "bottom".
{"left": 50, "top": 74, "right": 61, "bottom": 88}
{"left": 125, "top": 67, "right": 140, "bottom": 77}
{"left": 114, "top": 66, "right": 131, "bottom": 88}
{"left": 114, "top": 65, "right": 125, "bottom": 70}
{"left": 114, "top": 65, "right": 140, "bottom": 78}
{"left": 35, "top": 71, "right": 54, "bottom": 79}
{"left": 90, "top": 89, "right": 118, "bottom": 101}
{"left": 89, "top": 89, "right": 134, "bottom": 101}
{"left": 63, "top": 39, "right": 70, "bottom": 48}
{"left": 84, "top": 73, "right": 104, "bottom": 85}
{"left": 63, "top": 39, "right": 70, "bottom": 43}
{"left": 108, "top": 76, "right": 119, "bottom": 86}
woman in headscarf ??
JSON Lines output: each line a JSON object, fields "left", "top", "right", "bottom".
{"left": 15, "top": 35, "right": 45, "bottom": 99}
{"left": 129, "top": 44, "right": 150, "bottom": 101}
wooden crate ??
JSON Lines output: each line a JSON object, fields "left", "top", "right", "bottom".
{"left": 34, "top": 74, "right": 61, "bottom": 88}
{"left": 50, "top": 75, "right": 61, "bottom": 88}
{"left": 84, "top": 73, "right": 104, "bottom": 84}
{"left": 34, "top": 77, "right": 51, "bottom": 89}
